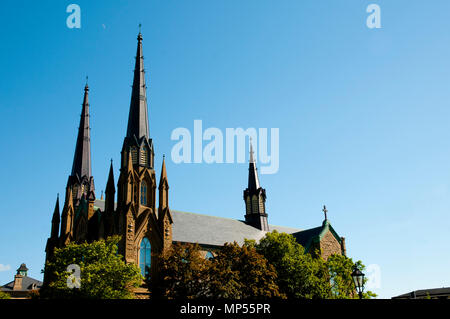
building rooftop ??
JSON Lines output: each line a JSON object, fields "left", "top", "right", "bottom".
{"left": 171, "top": 209, "right": 301, "bottom": 247}
{"left": 392, "top": 287, "right": 450, "bottom": 299}
{"left": 93, "top": 199, "right": 334, "bottom": 249}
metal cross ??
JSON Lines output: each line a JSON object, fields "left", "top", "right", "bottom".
{"left": 322, "top": 205, "right": 328, "bottom": 220}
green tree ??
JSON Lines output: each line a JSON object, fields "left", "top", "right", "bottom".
{"left": 153, "top": 241, "right": 282, "bottom": 299}
{"left": 41, "top": 236, "right": 143, "bottom": 299}
{"left": 326, "top": 254, "right": 377, "bottom": 299}
{"left": 151, "top": 242, "right": 209, "bottom": 299}
{"left": 250, "top": 231, "right": 330, "bottom": 298}
{"left": 0, "top": 290, "right": 11, "bottom": 299}
{"left": 207, "top": 242, "right": 282, "bottom": 298}
{"left": 252, "top": 231, "right": 377, "bottom": 299}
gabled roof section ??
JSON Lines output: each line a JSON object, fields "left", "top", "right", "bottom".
{"left": 92, "top": 199, "right": 340, "bottom": 251}
{"left": 1, "top": 277, "right": 43, "bottom": 292}
{"left": 291, "top": 219, "right": 342, "bottom": 252}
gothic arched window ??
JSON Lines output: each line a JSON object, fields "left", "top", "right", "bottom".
{"left": 131, "top": 147, "right": 138, "bottom": 164}
{"left": 140, "top": 181, "right": 147, "bottom": 206}
{"left": 139, "top": 238, "right": 151, "bottom": 279}
{"left": 245, "top": 197, "right": 251, "bottom": 214}
{"left": 252, "top": 195, "right": 259, "bottom": 214}
{"left": 205, "top": 251, "right": 214, "bottom": 260}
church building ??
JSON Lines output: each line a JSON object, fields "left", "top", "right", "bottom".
{"left": 44, "top": 31, "right": 346, "bottom": 284}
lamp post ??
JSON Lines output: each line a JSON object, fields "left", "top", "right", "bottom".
{"left": 351, "top": 265, "right": 365, "bottom": 299}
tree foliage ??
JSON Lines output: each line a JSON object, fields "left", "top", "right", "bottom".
{"left": 151, "top": 242, "right": 209, "bottom": 298}
{"left": 250, "top": 231, "right": 330, "bottom": 298}
{"left": 152, "top": 242, "right": 282, "bottom": 299}
{"left": 207, "top": 242, "right": 282, "bottom": 298}
{"left": 0, "top": 290, "right": 10, "bottom": 299}
{"left": 41, "top": 236, "right": 143, "bottom": 299}
{"left": 253, "top": 231, "right": 377, "bottom": 299}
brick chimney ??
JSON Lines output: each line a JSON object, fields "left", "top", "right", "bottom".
{"left": 341, "top": 237, "right": 347, "bottom": 256}
{"left": 12, "top": 274, "right": 23, "bottom": 291}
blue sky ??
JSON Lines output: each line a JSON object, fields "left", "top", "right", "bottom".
{"left": 1, "top": 0, "right": 450, "bottom": 299}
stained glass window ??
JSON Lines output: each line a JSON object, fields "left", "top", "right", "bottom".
{"left": 205, "top": 251, "right": 214, "bottom": 260}
{"left": 140, "top": 181, "right": 147, "bottom": 206}
{"left": 139, "top": 238, "right": 151, "bottom": 279}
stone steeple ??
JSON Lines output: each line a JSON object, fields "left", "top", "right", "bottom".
{"left": 71, "top": 83, "right": 92, "bottom": 180}
{"left": 67, "top": 82, "right": 95, "bottom": 203}
{"left": 244, "top": 141, "right": 268, "bottom": 231}
{"left": 126, "top": 31, "right": 150, "bottom": 142}
{"left": 121, "top": 31, "right": 154, "bottom": 170}
{"left": 117, "top": 30, "right": 158, "bottom": 264}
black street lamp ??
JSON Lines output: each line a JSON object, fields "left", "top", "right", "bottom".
{"left": 351, "top": 265, "right": 365, "bottom": 299}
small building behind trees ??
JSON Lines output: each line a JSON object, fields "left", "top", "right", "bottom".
{"left": 0, "top": 264, "right": 42, "bottom": 298}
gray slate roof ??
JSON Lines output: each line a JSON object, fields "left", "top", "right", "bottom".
{"left": 171, "top": 210, "right": 300, "bottom": 247}
{"left": 93, "top": 200, "right": 328, "bottom": 248}
{"left": 1, "top": 277, "right": 43, "bottom": 292}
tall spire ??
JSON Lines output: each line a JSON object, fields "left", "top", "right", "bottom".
{"left": 71, "top": 83, "right": 92, "bottom": 179}
{"left": 51, "top": 194, "right": 60, "bottom": 238}
{"left": 243, "top": 139, "right": 268, "bottom": 231}
{"left": 159, "top": 155, "right": 168, "bottom": 188}
{"left": 126, "top": 29, "right": 149, "bottom": 141}
{"left": 105, "top": 160, "right": 116, "bottom": 216}
{"left": 248, "top": 140, "right": 260, "bottom": 190}
{"left": 106, "top": 160, "right": 115, "bottom": 194}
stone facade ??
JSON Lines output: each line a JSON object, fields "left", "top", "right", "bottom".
{"left": 44, "top": 31, "right": 347, "bottom": 290}
{"left": 319, "top": 230, "right": 343, "bottom": 261}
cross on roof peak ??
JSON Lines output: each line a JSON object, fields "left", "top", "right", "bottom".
{"left": 322, "top": 205, "right": 328, "bottom": 220}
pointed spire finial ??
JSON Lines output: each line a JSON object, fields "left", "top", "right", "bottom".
{"left": 159, "top": 154, "right": 168, "bottom": 187}
{"left": 51, "top": 193, "right": 61, "bottom": 232}
{"left": 247, "top": 138, "right": 260, "bottom": 190}
{"left": 138, "top": 24, "right": 143, "bottom": 41}
{"left": 106, "top": 159, "right": 115, "bottom": 195}
{"left": 249, "top": 138, "right": 255, "bottom": 163}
